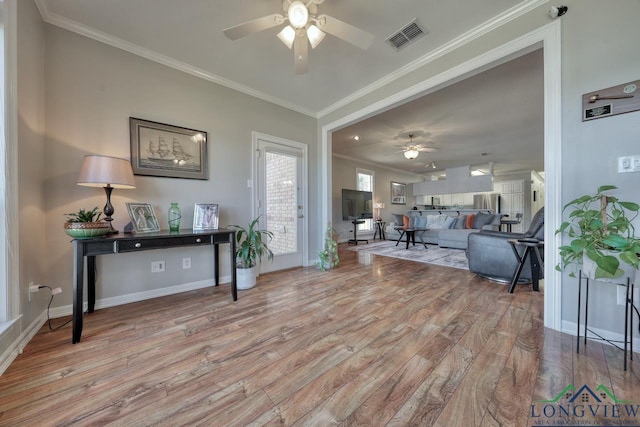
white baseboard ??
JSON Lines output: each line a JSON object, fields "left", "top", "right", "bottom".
{"left": 561, "top": 320, "right": 640, "bottom": 351}
{"left": 49, "top": 275, "right": 232, "bottom": 318}
{"left": 2, "top": 277, "right": 233, "bottom": 375}
{"left": 0, "top": 312, "right": 47, "bottom": 376}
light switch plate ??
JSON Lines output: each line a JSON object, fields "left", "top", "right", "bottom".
{"left": 618, "top": 155, "right": 640, "bottom": 173}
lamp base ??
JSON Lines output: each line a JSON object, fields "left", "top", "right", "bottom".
{"left": 105, "top": 217, "right": 118, "bottom": 234}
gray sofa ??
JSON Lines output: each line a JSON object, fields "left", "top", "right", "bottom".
{"left": 385, "top": 211, "right": 502, "bottom": 249}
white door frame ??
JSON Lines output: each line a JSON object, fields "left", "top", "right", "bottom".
{"left": 320, "top": 21, "right": 562, "bottom": 331}
{"left": 252, "top": 131, "right": 309, "bottom": 267}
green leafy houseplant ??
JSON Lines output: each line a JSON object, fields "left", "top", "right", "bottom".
{"left": 63, "top": 207, "right": 109, "bottom": 238}
{"left": 556, "top": 185, "right": 640, "bottom": 279}
{"left": 316, "top": 223, "right": 339, "bottom": 271}
{"left": 64, "top": 207, "right": 103, "bottom": 223}
{"left": 231, "top": 216, "right": 274, "bottom": 268}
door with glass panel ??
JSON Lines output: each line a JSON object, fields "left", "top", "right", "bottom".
{"left": 255, "top": 136, "right": 306, "bottom": 273}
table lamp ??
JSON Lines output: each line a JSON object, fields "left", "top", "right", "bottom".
{"left": 77, "top": 155, "right": 136, "bottom": 234}
{"left": 374, "top": 202, "right": 385, "bottom": 221}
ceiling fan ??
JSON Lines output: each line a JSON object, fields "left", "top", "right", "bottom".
{"left": 400, "top": 134, "right": 438, "bottom": 159}
{"left": 223, "top": 0, "right": 374, "bottom": 74}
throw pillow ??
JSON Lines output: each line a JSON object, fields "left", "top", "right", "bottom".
{"left": 453, "top": 215, "right": 467, "bottom": 229}
{"left": 465, "top": 214, "right": 476, "bottom": 229}
{"left": 473, "top": 212, "right": 493, "bottom": 229}
{"left": 444, "top": 216, "right": 457, "bottom": 229}
{"left": 392, "top": 213, "right": 404, "bottom": 226}
{"left": 402, "top": 215, "right": 410, "bottom": 228}
{"left": 414, "top": 216, "right": 428, "bottom": 229}
{"left": 427, "top": 215, "right": 448, "bottom": 229}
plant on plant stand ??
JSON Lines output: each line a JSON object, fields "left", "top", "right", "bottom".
{"left": 316, "top": 223, "right": 339, "bottom": 271}
{"left": 556, "top": 185, "right": 640, "bottom": 281}
{"left": 63, "top": 207, "right": 110, "bottom": 238}
{"left": 231, "top": 216, "right": 274, "bottom": 290}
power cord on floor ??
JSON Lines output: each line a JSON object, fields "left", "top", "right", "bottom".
{"left": 38, "top": 285, "right": 73, "bottom": 331}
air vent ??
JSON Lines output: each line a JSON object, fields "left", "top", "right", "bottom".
{"left": 385, "top": 19, "right": 428, "bottom": 51}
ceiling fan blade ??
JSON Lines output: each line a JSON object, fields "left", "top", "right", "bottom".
{"left": 223, "top": 14, "right": 285, "bottom": 40}
{"left": 316, "top": 14, "right": 374, "bottom": 50}
{"left": 293, "top": 32, "right": 308, "bottom": 74}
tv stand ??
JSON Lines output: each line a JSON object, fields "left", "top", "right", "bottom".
{"left": 348, "top": 220, "right": 369, "bottom": 245}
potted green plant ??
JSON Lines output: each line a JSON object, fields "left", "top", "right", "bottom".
{"left": 64, "top": 207, "right": 110, "bottom": 238}
{"left": 316, "top": 223, "right": 339, "bottom": 271}
{"left": 231, "top": 216, "right": 274, "bottom": 289}
{"left": 556, "top": 185, "right": 640, "bottom": 281}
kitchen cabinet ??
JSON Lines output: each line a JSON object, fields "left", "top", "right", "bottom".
{"left": 498, "top": 179, "right": 525, "bottom": 233}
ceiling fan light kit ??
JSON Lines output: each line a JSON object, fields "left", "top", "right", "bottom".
{"left": 307, "top": 24, "right": 326, "bottom": 49}
{"left": 288, "top": 1, "right": 309, "bottom": 28}
{"left": 223, "top": 0, "right": 374, "bottom": 74}
{"left": 404, "top": 149, "right": 419, "bottom": 160}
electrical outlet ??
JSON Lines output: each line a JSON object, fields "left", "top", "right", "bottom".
{"left": 52, "top": 287, "right": 62, "bottom": 295}
{"left": 151, "top": 261, "right": 165, "bottom": 273}
{"left": 28, "top": 282, "right": 37, "bottom": 303}
{"left": 617, "top": 285, "right": 626, "bottom": 305}
{"left": 182, "top": 257, "right": 191, "bottom": 269}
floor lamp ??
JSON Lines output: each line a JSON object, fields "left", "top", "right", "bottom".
{"left": 77, "top": 155, "right": 136, "bottom": 234}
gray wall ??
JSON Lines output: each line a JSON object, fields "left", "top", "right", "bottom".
{"left": 559, "top": 0, "right": 640, "bottom": 332}
{"left": 332, "top": 156, "right": 423, "bottom": 241}
{"left": 15, "top": 0, "right": 47, "bottom": 339}
{"left": 41, "top": 25, "right": 316, "bottom": 307}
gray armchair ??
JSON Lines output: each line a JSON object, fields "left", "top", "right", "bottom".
{"left": 466, "top": 208, "right": 544, "bottom": 283}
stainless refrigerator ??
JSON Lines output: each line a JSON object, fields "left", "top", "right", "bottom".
{"left": 473, "top": 193, "right": 501, "bottom": 212}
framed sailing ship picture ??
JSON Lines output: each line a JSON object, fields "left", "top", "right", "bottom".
{"left": 129, "top": 117, "right": 208, "bottom": 180}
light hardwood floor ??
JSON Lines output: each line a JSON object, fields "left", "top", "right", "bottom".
{"left": 1, "top": 244, "right": 639, "bottom": 426}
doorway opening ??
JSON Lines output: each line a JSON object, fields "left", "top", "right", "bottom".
{"left": 320, "top": 22, "right": 562, "bottom": 331}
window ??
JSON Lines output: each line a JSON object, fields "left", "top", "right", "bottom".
{"left": 356, "top": 168, "right": 374, "bottom": 231}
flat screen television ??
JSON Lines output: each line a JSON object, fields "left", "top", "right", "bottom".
{"left": 342, "top": 189, "right": 373, "bottom": 221}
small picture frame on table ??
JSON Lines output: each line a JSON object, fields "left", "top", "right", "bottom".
{"left": 126, "top": 202, "right": 160, "bottom": 233}
{"left": 193, "top": 203, "right": 219, "bottom": 230}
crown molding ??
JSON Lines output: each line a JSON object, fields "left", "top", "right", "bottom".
{"left": 317, "top": 0, "right": 547, "bottom": 118}
{"left": 34, "top": 0, "right": 316, "bottom": 118}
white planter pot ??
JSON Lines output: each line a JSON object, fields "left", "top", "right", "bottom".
{"left": 582, "top": 251, "right": 637, "bottom": 283}
{"left": 237, "top": 265, "right": 257, "bottom": 290}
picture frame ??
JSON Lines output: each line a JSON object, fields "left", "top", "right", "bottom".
{"left": 126, "top": 202, "right": 160, "bottom": 233}
{"left": 193, "top": 203, "right": 219, "bottom": 230}
{"left": 130, "top": 117, "right": 208, "bottom": 180}
{"left": 391, "top": 181, "right": 407, "bottom": 205}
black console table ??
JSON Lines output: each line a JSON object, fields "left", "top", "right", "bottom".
{"left": 347, "top": 220, "right": 368, "bottom": 245}
{"left": 72, "top": 229, "right": 236, "bottom": 344}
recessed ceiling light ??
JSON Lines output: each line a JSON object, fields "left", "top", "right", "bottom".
{"left": 353, "top": 136, "right": 360, "bottom": 141}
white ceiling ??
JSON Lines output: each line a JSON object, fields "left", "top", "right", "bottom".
{"left": 333, "top": 49, "right": 544, "bottom": 177}
{"left": 36, "top": 0, "right": 546, "bottom": 176}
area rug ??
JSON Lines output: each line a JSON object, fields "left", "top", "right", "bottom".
{"left": 345, "top": 240, "right": 469, "bottom": 270}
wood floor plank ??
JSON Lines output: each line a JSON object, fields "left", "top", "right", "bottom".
{"left": 1, "top": 244, "right": 638, "bottom": 427}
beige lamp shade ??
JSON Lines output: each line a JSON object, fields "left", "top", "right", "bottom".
{"left": 77, "top": 155, "right": 136, "bottom": 189}
{"left": 374, "top": 202, "right": 385, "bottom": 210}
